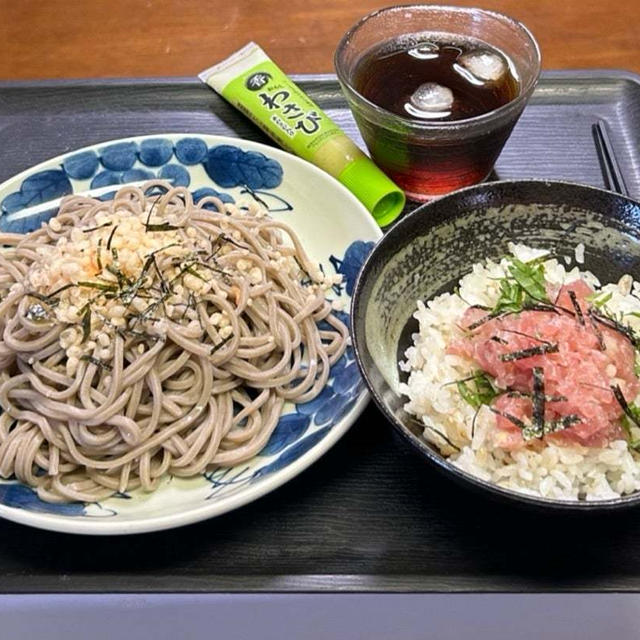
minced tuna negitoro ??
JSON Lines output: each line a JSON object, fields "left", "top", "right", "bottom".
{"left": 450, "top": 278, "right": 639, "bottom": 450}
{"left": 400, "top": 244, "right": 640, "bottom": 500}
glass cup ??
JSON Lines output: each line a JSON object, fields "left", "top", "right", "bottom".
{"left": 335, "top": 5, "right": 541, "bottom": 201}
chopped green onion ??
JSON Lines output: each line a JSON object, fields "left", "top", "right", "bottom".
{"left": 456, "top": 372, "right": 497, "bottom": 410}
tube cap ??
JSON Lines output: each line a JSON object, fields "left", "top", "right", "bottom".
{"left": 338, "top": 156, "right": 405, "bottom": 227}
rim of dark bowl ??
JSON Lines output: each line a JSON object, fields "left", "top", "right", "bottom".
{"left": 351, "top": 178, "right": 640, "bottom": 511}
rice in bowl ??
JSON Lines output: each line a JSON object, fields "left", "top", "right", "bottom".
{"left": 399, "top": 243, "right": 640, "bottom": 501}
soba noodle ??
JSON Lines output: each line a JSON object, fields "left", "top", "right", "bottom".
{"left": 0, "top": 182, "right": 348, "bottom": 502}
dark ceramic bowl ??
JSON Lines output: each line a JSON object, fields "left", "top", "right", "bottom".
{"left": 351, "top": 179, "right": 640, "bottom": 511}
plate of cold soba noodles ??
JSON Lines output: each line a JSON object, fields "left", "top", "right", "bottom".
{"left": 0, "top": 133, "right": 381, "bottom": 533}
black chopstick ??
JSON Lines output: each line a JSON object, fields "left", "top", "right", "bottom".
{"left": 592, "top": 119, "right": 629, "bottom": 196}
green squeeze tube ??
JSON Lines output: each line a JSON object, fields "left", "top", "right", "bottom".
{"left": 199, "top": 42, "right": 405, "bottom": 226}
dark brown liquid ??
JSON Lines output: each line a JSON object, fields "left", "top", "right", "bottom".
{"left": 351, "top": 36, "right": 522, "bottom": 200}
{"left": 354, "top": 38, "right": 519, "bottom": 122}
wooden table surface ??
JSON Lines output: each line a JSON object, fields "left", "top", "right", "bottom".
{"left": 1, "top": 0, "right": 639, "bottom": 80}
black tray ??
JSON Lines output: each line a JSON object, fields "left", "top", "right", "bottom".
{"left": 1, "top": 71, "right": 640, "bottom": 593}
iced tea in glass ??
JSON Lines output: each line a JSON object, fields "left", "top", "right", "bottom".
{"left": 335, "top": 6, "right": 541, "bottom": 201}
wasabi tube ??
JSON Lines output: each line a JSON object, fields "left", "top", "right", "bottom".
{"left": 199, "top": 43, "right": 405, "bottom": 226}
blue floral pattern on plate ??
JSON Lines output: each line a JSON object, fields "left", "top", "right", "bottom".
{"left": 0, "top": 137, "right": 286, "bottom": 232}
{"left": 0, "top": 134, "right": 380, "bottom": 530}
{"left": 0, "top": 483, "right": 86, "bottom": 516}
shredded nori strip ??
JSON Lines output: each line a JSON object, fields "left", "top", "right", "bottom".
{"left": 150, "top": 242, "right": 180, "bottom": 256}
{"left": 506, "top": 390, "right": 567, "bottom": 402}
{"left": 82, "top": 222, "right": 113, "bottom": 233}
{"left": 46, "top": 282, "right": 76, "bottom": 300}
{"left": 106, "top": 257, "right": 130, "bottom": 289}
{"left": 578, "top": 381, "right": 611, "bottom": 392}
{"left": 586, "top": 309, "right": 606, "bottom": 350}
{"left": 120, "top": 253, "right": 155, "bottom": 306}
{"left": 488, "top": 406, "right": 528, "bottom": 430}
{"left": 25, "top": 292, "right": 61, "bottom": 309}
{"left": 193, "top": 261, "right": 232, "bottom": 277}
{"left": 184, "top": 265, "right": 206, "bottom": 282}
{"left": 532, "top": 367, "right": 545, "bottom": 434}
{"left": 145, "top": 223, "right": 181, "bottom": 232}
{"left": 220, "top": 233, "right": 248, "bottom": 251}
{"left": 490, "top": 335, "right": 508, "bottom": 344}
{"left": 522, "top": 414, "right": 582, "bottom": 440}
{"left": 80, "top": 355, "right": 112, "bottom": 370}
{"left": 471, "top": 405, "right": 482, "bottom": 439}
{"left": 206, "top": 235, "right": 224, "bottom": 261}
{"left": 499, "top": 343, "right": 559, "bottom": 362}
{"left": 527, "top": 302, "right": 561, "bottom": 313}
{"left": 26, "top": 292, "right": 50, "bottom": 303}
{"left": 106, "top": 224, "right": 118, "bottom": 250}
{"left": 77, "top": 281, "right": 118, "bottom": 292}
{"left": 144, "top": 193, "right": 164, "bottom": 231}
{"left": 545, "top": 414, "right": 582, "bottom": 432}
{"left": 568, "top": 290, "right": 584, "bottom": 325}
{"left": 408, "top": 418, "right": 461, "bottom": 452}
{"left": 294, "top": 255, "right": 313, "bottom": 285}
{"left": 169, "top": 261, "right": 199, "bottom": 286}
{"left": 466, "top": 313, "right": 497, "bottom": 331}
{"left": 489, "top": 407, "right": 582, "bottom": 440}
{"left": 210, "top": 333, "right": 233, "bottom": 354}
{"left": 499, "top": 328, "right": 551, "bottom": 344}
{"left": 81, "top": 306, "right": 91, "bottom": 343}
{"left": 612, "top": 384, "right": 640, "bottom": 429}
{"left": 424, "top": 424, "right": 461, "bottom": 452}
{"left": 553, "top": 282, "right": 564, "bottom": 305}
{"left": 150, "top": 256, "right": 171, "bottom": 294}
{"left": 96, "top": 238, "right": 103, "bottom": 271}
{"left": 180, "top": 292, "right": 197, "bottom": 320}
{"left": 466, "top": 304, "right": 561, "bottom": 331}
{"left": 591, "top": 309, "right": 639, "bottom": 348}
{"left": 521, "top": 425, "right": 542, "bottom": 440}
{"left": 117, "top": 327, "right": 158, "bottom": 341}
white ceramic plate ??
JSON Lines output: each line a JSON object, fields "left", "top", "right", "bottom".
{"left": 0, "top": 133, "right": 382, "bottom": 534}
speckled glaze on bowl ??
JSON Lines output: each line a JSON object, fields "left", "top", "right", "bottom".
{"left": 352, "top": 179, "right": 640, "bottom": 511}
